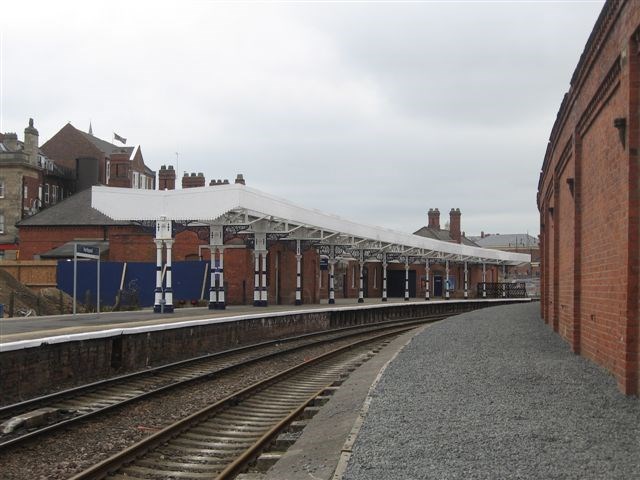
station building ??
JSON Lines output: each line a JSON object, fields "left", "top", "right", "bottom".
{"left": 17, "top": 170, "right": 515, "bottom": 307}
{"left": 537, "top": 0, "right": 640, "bottom": 395}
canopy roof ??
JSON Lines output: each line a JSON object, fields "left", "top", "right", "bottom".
{"left": 91, "top": 185, "right": 530, "bottom": 265}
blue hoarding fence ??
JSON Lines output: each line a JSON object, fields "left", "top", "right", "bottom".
{"left": 58, "top": 260, "right": 211, "bottom": 309}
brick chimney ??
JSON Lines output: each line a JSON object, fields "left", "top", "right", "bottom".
{"left": 449, "top": 208, "right": 461, "bottom": 243}
{"left": 234, "top": 173, "right": 246, "bottom": 185}
{"left": 428, "top": 208, "right": 440, "bottom": 230}
{"left": 182, "top": 172, "right": 206, "bottom": 188}
{"left": 158, "top": 165, "right": 176, "bottom": 190}
{"left": 3, "top": 132, "right": 18, "bottom": 151}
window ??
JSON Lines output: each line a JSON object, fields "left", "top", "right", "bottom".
{"left": 351, "top": 265, "right": 356, "bottom": 288}
{"left": 52, "top": 185, "right": 58, "bottom": 204}
{"left": 44, "top": 184, "right": 50, "bottom": 204}
{"left": 0, "top": 212, "right": 4, "bottom": 233}
{"left": 373, "top": 266, "right": 377, "bottom": 289}
{"left": 132, "top": 171, "right": 139, "bottom": 189}
{"left": 23, "top": 184, "right": 28, "bottom": 200}
{"left": 0, "top": 179, "right": 4, "bottom": 198}
{"left": 106, "top": 161, "right": 111, "bottom": 184}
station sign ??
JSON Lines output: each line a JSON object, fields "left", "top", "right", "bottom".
{"left": 76, "top": 244, "right": 100, "bottom": 260}
{"left": 320, "top": 258, "right": 329, "bottom": 270}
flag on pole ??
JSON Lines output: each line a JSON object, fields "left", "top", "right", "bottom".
{"left": 114, "top": 132, "right": 127, "bottom": 144}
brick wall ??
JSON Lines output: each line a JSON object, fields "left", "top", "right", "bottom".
{"left": 537, "top": 0, "right": 640, "bottom": 395}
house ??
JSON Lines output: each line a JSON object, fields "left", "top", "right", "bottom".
{"left": 41, "top": 123, "right": 155, "bottom": 190}
{"left": 0, "top": 119, "right": 73, "bottom": 258}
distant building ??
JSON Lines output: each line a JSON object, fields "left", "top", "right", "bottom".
{"left": 469, "top": 232, "right": 540, "bottom": 278}
{"left": 0, "top": 119, "right": 73, "bottom": 257}
{"left": 41, "top": 123, "right": 155, "bottom": 191}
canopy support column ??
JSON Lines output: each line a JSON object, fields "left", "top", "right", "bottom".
{"left": 217, "top": 248, "right": 225, "bottom": 309}
{"left": 382, "top": 257, "right": 388, "bottom": 302}
{"left": 464, "top": 261, "right": 469, "bottom": 299}
{"left": 358, "top": 259, "right": 365, "bottom": 303}
{"left": 482, "top": 263, "right": 487, "bottom": 298}
{"left": 164, "top": 240, "right": 174, "bottom": 312}
{"left": 445, "top": 259, "right": 450, "bottom": 300}
{"left": 154, "top": 239, "right": 163, "bottom": 313}
{"left": 295, "top": 240, "right": 302, "bottom": 306}
{"left": 425, "top": 258, "right": 430, "bottom": 301}
{"left": 260, "top": 251, "right": 268, "bottom": 306}
{"left": 404, "top": 260, "right": 410, "bottom": 301}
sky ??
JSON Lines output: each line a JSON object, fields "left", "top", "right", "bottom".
{"left": 0, "top": 0, "right": 604, "bottom": 237}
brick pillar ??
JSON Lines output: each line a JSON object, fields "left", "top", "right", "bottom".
{"left": 449, "top": 208, "right": 461, "bottom": 243}
{"left": 158, "top": 165, "right": 176, "bottom": 190}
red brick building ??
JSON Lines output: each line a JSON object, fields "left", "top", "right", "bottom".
{"left": 41, "top": 123, "right": 155, "bottom": 190}
{"left": 537, "top": 0, "right": 639, "bottom": 395}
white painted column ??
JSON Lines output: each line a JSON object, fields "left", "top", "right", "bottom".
{"left": 329, "top": 260, "right": 336, "bottom": 304}
{"left": 295, "top": 240, "right": 302, "bottom": 306}
{"left": 358, "top": 260, "right": 365, "bottom": 303}
{"left": 464, "top": 261, "right": 469, "bottom": 299}
{"left": 404, "top": 261, "right": 410, "bottom": 301}
{"left": 482, "top": 263, "right": 487, "bottom": 298}
{"left": 261, "top": 251, "right": 268, "bottom": 306}
{"left": 164, "top": 240, "right": 174, "bottom": 312}
{"left": 425, "top": 258, "right": 430, "bottom": 301}
{"left": 209, "top": 248, "right": 217, "bottom": 309}
{"left": 445, "top": 259, "right": 450, "bottom": 300}
{"left": 253, "top": 252, "right": 260, "bottom": 306}
{"left": 382, "top": 261, "right": 388, "bottom": 302}
{"left": 218, "top": 248, "right": 225, "bottom": 309}
{"left": 154, "top": 239, "right": 163, "bottom": 313}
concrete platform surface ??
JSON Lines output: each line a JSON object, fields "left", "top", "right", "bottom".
{"left": 266, "top": 303, "right": 639, "bottom": 479}
{"left": 0, "top": 297, "right": 512, "bottom": 343}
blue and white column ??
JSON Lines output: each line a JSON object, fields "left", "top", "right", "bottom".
{"left": 164, "top": 240, "right": 174, "bottom": 312}
{"left": 404, "top": 260, "right": 410, "bottom": 301}
{"left": 382, "top": 258, "right": 388, "bottom": 302}
{"left": 154, "top": 239, "right": 163, "bottom": 313}
{"left": 209, "top": 248, "right": 218, "bottom": 309}
{"left": 329, "top": 259, "right": 336, "bottom": 304}
{"left": 445, "top": 259, "right": 450, "bottom": 300}
{"left": 295, "top": 240, "right": 302, "bottom": 306}
{"left": 424, "top": 258, "right": 430, "bottom": 301}
{"left": 358, "top": 258, "right": 365, "bottom": 303}
{"left": 464, "top": 261, "right": 469, "bottom": 299}
{"left": 253, "top": 252, "right": 261, "bottom": 307}
{"left": 218, "top": 248, "right": 226, "bottom": 309}
{"left": 482, "top": 263, "right": 487, "bottom": 298}
{"left": 260, "top": 251, "right": 268, "bottom": 306}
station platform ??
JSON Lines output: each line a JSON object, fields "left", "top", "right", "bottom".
{"left": 0, "top": 297, "right": 503, "bottom": 344}
{"left": 263, "top": 302, "right": 640, "bottom": 480}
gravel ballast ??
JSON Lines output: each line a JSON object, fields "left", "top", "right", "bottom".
{"left": 342, "top": 302, "right": 640, "bottom": 480}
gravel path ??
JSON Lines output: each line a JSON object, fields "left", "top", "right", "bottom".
{"left": 343, "top": 302, "right": 640, "bottom": 480}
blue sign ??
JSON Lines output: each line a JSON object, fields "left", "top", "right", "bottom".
{"left": 320, "top": 258, "right": 329, "bottom": 270}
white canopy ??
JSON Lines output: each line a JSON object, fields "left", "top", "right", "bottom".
{"left": 91, "top": 184, "right": 530, "bottom": 265}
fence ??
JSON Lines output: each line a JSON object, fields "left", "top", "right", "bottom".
{"left": 0, "top": 260, "right": 57, "bottom": 290}
{"left": 57, "top": 260, "right": 211, "bottom": 309}
{"left": 477, "top": 282, "right": 528, "bottom": 298}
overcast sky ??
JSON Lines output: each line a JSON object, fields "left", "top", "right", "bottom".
{"left": 0, "top": 0, "right": 604, "bottom": 236}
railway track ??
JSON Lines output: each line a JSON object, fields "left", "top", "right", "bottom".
{"left": 69, "top": 327, "right": 406, "bottom": 480}
{"left": 0, "top": 315, "right": 444, "bottom": 450}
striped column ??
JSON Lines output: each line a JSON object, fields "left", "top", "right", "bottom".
{"left": 502, "top": 264, "right": 507, "bottom": 298}
{"left": 218, "top": 248, "right": 226, "bottom": 309}
{"left": 464, "top": 261, "right": 468, "bottom": 299}
{"left": 358, "top": 260, "right": 364, "bottom": 303}
{"left": 329, "top": 260, "right": 336, "bottom": 304}
{"left": 261, "top": 251, "right": 268, "bottom": 306}
{"left": 295, "top": 240, "right": 302, "bottom": 306}
{"left": 153, "top": 240, "right": 163, "bottom": 313}
{"left": 482, "top": 263, "right": 487, "bottom": 298}
{"left": 208, "top": 248, "right": 217, "bottom": 309}
{"left": 404, "top": 261, "right": 410, "bottom": 301}
{"left": 253, "top": 252, "right": 260, "bottom": 306}
{"left": 425, "top": 258, "right": 430, "bottom": 301}
{"left": 164, "top": 240, "right": 174, "bottom": 312}
{"left": 445, "top": 259, "right": 450, "bottom": 300}
{"left": 382, "top": 261, "right": 388, "bottom": 302}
